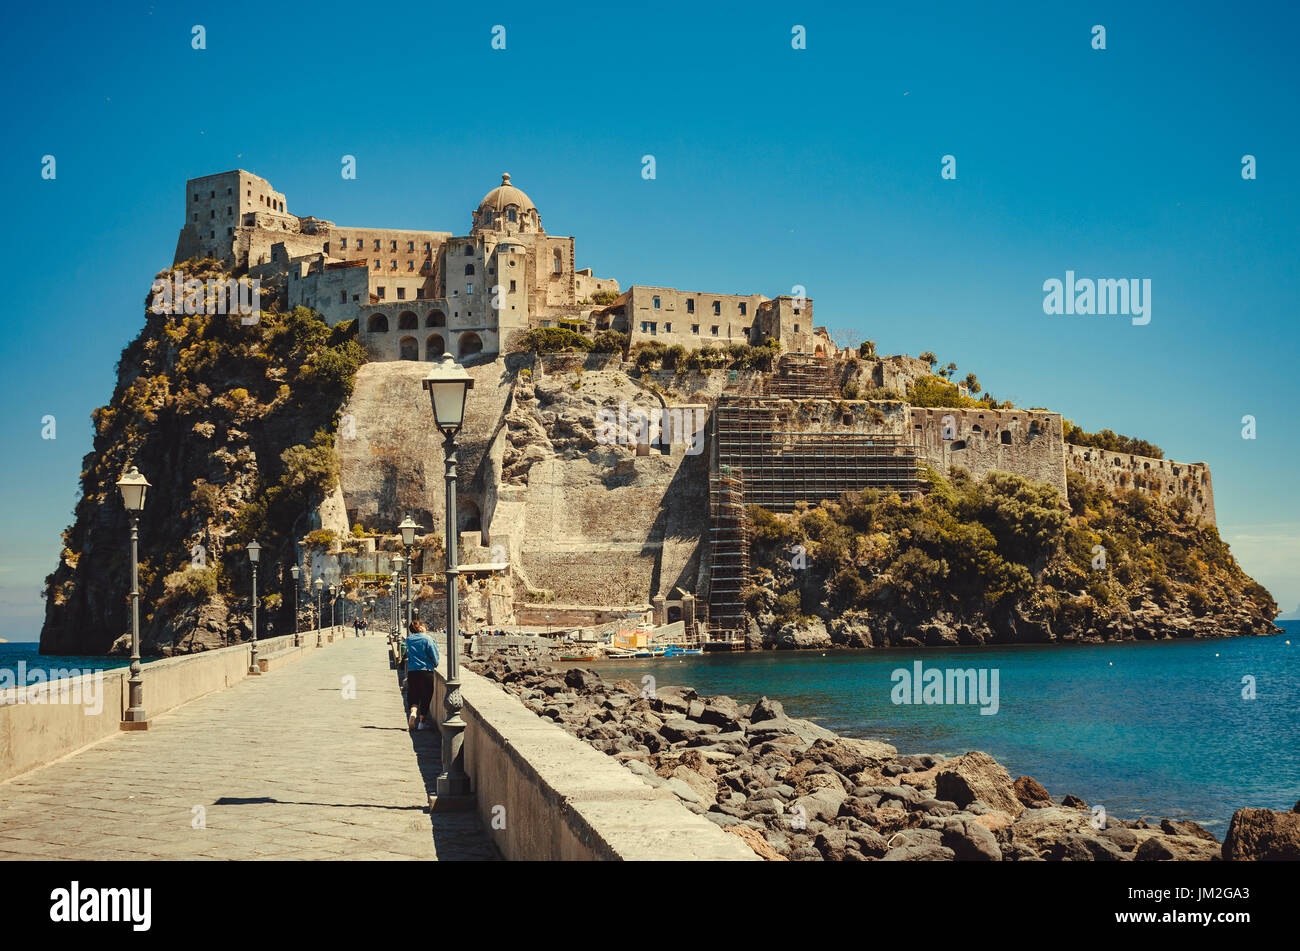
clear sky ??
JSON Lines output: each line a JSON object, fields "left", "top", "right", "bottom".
{"left": 1, "top": 1, "right": 1296, "bottom": 640}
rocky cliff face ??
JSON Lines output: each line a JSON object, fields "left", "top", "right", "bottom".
{"left": 40, "top": 261, "right": 363, "bottom": 655}
{"left": 745, "top": 467, "right": 1277, "bottom": 650}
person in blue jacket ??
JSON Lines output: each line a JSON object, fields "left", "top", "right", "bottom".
{"left": 405, "top": 620, "right": 440, "bottom": 731}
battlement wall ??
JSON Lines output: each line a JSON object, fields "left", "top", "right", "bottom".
{"left": 1065, "top": 445, "right": 1216, "bottom": 525}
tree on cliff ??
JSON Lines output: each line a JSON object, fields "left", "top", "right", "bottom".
{"left": 41, "top": 259, "right": 366, "bottom": 656}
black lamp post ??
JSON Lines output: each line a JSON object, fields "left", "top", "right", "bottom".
{"left": 392, "top": 553, "right": 405, "bottom": 635}
{"left": 247, "top": 540, "right": 262, "bottom": 674}
{"left": 314, "top": 577, "right": 324, "bottom": 647}
{"left": 290, "top": 563, "right": 300, "bottom": 646}
{"left": 423, "top": 352, "right": 473, "bottom": 797}
{"left": 399, "top": 515, "right": 418, "bottom": 634}
{"left": 116, "top": 466, "right": 151, "bottom": 730}
{"left": 329, "top": 583, "right": 337, "bottom": 630}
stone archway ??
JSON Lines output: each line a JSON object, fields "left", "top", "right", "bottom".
{"left": 458, "top": 332, "right": 483, "bottom": 358}
{"left": 399, "top": 336, "right": 418, "bottom": 361}
{"left": 426, "top": 334, "right": 446, "bottom": 359}
{"left": 398, "top": 311, "right": 418, "bottom": 330}
{"left": 367, "top": 313, "right": 389, "bottom": 333}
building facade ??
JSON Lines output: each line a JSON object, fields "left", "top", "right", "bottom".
{"left": 173, "top": 169, "right": 831, "bottom": 361}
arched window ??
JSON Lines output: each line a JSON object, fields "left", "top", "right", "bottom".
{"left": 426, "top": 310, "right": 446, "bottom": 328}
{"left": 1000, "top": 430, "right": 1013, "bottom": 445}
{"left": 951, "top": 440, "right": 967, "bottom": 450}
{"left": 464, "top": 264, "right": 475, "bottom": 276}
{"left": 398, "top": 311, "right": 418, "bottom": 330}
{"left": 553, "top": 248, "right": 562, "bottom": 274}
{"left": 426, "top": 334, "right": 446, "bottom": 359}
{"left": 508, "top": 208, "right": 517, "bottom": 223}
{"left": 399, "top": 336, "right": 418, "bottom": 361}
{"left": 458, "top": 332, "right": 483, "bottom": 358}
{"left": 367, "top": 313, "right": 389, "bottom": 333}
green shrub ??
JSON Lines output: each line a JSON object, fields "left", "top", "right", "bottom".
{"left": 514, "top": 328, "right": 594, "bottom": 353}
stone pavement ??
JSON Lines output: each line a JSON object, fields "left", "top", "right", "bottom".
{"left": 0, "top": 637, "right": 497, "bottom": 860}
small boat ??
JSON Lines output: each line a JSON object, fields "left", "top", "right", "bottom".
{"left": 632, "top": 647, "right": 668, "bottom": 658}
{"left": 663, "top": 646, "right": 702, "bottom": 657}
{"left": 604, "top": 648, "right": 638, "bottom": 658}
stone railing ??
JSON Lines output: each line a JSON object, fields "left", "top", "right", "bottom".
{"left": 0, "top": 627, "right": 348, "bottom": 784}
{"left": 427, "top": 662, "right": 758, "bottom": 861}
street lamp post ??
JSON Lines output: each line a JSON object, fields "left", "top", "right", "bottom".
{"left": 329, "top": 583, "right": 337, "bottom": 631}
{"left": 388, "top": 580, "right": 396, "bottom": 638}
{"left": 116, "top": 467, "right": 151, "bottom": 730}
{"left": 423, "top": 352, "right": 474, "bottom": 797}
{"left": 392, "top": 553, "right": 404, "bottom": 636}
{"left": 314, "top": 577, "right": 324, "bottom": 647}
{"left": 247, "top": 541, "right": 262, "bottom": 674}
{"left": 290, "top": 563, "right": 300, "bottom": 646}
{"left": 399, "top": 516, "right": 418, "bottom": 635}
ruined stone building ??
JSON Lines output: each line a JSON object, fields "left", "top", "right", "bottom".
{"left": 172, "top": 169, "right": 832, "bottom": 363}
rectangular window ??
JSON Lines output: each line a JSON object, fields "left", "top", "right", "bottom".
{"left": 665, "top": 323, "right": 671, "bottom": 332}
{"left": 466, "top": 246, "right": 473, "bottom": 256}
{"left": 466, "top": 283, "right": 474, "bottom": 294}
{"left": 341, "top": 238, "right": 348, "bottom": 248}
{"left": 374, "top": 260, "right": 380, "bottom": 270}
{"left": 374, "top": 239, "right": 381, "bottom": 250}
{"left": 713, "top": 301, "right": 721, "bottom": 315}
{"left": 425, "top": 242, "right": 431, "bottom": 251}
{"left": 397, "top": 288, "right": 406, "bottom": 300}
{"left": 509, "top": 280, "right": 517, "bottom": 293}
{"left": 226, "top": 206, "right": 232, "bottom": 216}
{"left": 390, "top": 240, "right": 397, "bottom": 251}
{"left": 390, "top": 260, "right": 397, "bottom": 269}
{"left": 407, "top": 241, "right": 414, "bottom": 251}
{"left": 416, "top": 289, "right": 424, "bottom": 299}
{"left": 340, "top": 290, "right": 347, "bottom": 304}
{"left": 711, "top": 325, "right": 719, "bottom": 335}
{"left": 793, "top": 324, "right": 800, "bottom": 333}
{"left": 408, "top": 261, "right": 414, "bottom": 270}
{"left": 739, "top": 302, "right": 747, "bottom": 315}
{"left": 653, "top": 296, "right": 661, "bottom": 308}
{"left": 686, "top": 299, "right": 694, "bottom": 313}
{"left": 377, "top": 287, "right": 385, "bottom": 299}
{"left": 691, "top": 324, "right": 699, "bottom": 334}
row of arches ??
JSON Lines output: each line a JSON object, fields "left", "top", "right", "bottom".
{"left": 367, "top": 310, "right": 447, "bottom": 333}
{"left": 395, "top": 333, "right": 483, "bottom": 361}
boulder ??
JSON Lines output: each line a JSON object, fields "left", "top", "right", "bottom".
{"left": 1222, "top": 807, "right": 1300, "bottom": 861}
{"left": 725, "top": 824, "right": 787, "bottom": 860}
{"left": 935, "top": 752, "right": 1024, "bottom": 817}
{"left": 1159, "top": 818, "right": 1218, "bottom": 843}
{"left": 1135, "top": 835, "right": 1220, "bottom": 862}
{"left": 1013, "top": 775, "right": 1053, "bottom": 808}
{"left": 940, "top": 817, "right": 1002, "bottom": 861}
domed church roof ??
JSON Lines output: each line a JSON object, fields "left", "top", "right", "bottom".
{"left": 477, "top": 173, "right": 536, "bottom": 214}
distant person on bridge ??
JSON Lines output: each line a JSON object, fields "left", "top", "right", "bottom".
{"left": 405, "top": 620, "right": 439, "bottom": 732}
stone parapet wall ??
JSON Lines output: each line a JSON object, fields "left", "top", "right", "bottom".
{"left": 1065, "top": 444, "right": 1216, "bottom": 525}
{"left": 429, "top": 661, "right": 759, "bottom": 861}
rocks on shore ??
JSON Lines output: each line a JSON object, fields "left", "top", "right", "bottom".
{"left": 470, "top": 649, "right": 1280, "bottom": 863}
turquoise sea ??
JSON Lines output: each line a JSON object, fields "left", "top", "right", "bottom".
{"left": 588, "top": 622, "right": 1300, "bottom": 833}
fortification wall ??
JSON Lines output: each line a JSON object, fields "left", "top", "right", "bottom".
{"left": 906, "top": 407, "right": 1068, "bottom": 498}
{"left": 1065, "top": 445, "right": 1216, "bottom": 525}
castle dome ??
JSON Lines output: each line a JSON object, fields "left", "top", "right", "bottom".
{"left": 477, "top": 173, "right": 536, "bottom": 215}
{"left": 473, "top": 173, "right": 541, "bottom": 234}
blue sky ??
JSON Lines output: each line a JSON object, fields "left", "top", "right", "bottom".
{"left": 1, "top": 1, "right": 1297, "bottom": 639}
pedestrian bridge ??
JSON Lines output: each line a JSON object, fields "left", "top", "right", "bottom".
{"left": 0, "top": 632, "right": 754, "bottom": 860}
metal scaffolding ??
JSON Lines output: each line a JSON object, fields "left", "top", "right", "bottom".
{"left": 763, "top": 354, "right": 840, "bottom": 399}
{"left": 705, "top": 466, "right": 749, "bottom": 647}
{"left": 714, "top": 399, "right": 924, "bottom": 512}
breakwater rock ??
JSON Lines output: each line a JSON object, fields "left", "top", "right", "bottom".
{"left": 470, "top": 649, "right": 1296, "bottom": 861}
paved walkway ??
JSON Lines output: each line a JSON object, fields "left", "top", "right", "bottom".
{"left": 0, "top": 638, "right": 496, "bottom": 860}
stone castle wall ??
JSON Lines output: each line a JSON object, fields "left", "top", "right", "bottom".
{"left": 1065, "top": 445, "right": 1216, "bottom": 525}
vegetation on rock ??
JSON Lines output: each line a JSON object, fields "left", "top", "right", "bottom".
{"left": 745, "top": 466, "right": 1276, "bottom": 647}
{"left": 41, "top": 258, "right": 366, "bottom": 655}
